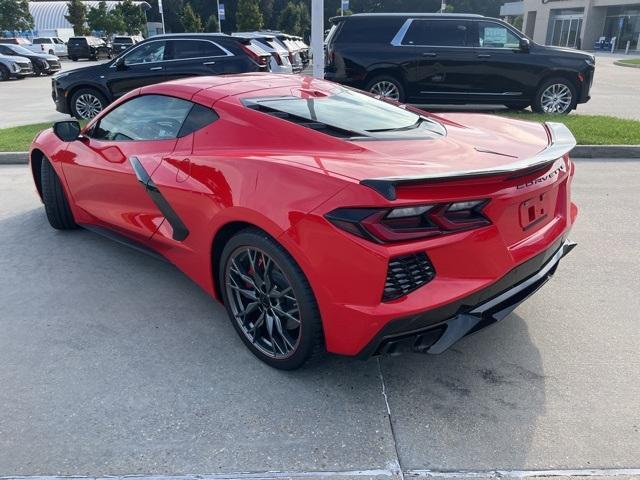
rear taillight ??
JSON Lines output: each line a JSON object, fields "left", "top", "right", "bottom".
{"left": 272, "top": 52, "right": 283, "bottom": 65}
{"left": 240, "top": 43, "right": 269, "bottom": 67}
{"left": 325, "top": 200, "right": 490, "bottom": 243}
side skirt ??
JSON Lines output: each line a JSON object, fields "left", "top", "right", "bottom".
{"left": 81, "top": 224, "right": 167, "bottom": 263}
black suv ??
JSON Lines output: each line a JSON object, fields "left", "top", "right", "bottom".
{"left": 325, "top": 13, "right": 596, "bottom": 114}
{"left": 52, "top": 33, "right": 271, "bottom": 119}
{"left": 68, "top": 36, "right": 112, "bottom": 61}
{"left": 112, "top": 35, "right": 142, "bottom": 54}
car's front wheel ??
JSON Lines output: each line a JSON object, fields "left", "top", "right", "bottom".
{"left": 41, "top": 157, "right": 78, "bottom": 230}
{"left": 532, "top": 78, "right": 577, "bottom": 114}
{"left": 70, "top": 88, "right": 107, "bottom": 120}
{"left": 219, "top": 228, "right": 324, "bottom": 370}
{"left": 0, "top": 65, "right": 9, "bottom": 81}
{"left": 366, "top": 75, "right": 406, "bottom": 102}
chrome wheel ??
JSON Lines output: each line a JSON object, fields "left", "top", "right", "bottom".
{"left": 225, "top": 247, "right": 302, "bottom": 359}
{"left": 75, "top": 93, "right": 103, "bottom": 119}
{"left": 540, "top": 83, "right": 572, "bottom": 113}
{"left": 370, "top": 80, "right": 400, "bottom": 100}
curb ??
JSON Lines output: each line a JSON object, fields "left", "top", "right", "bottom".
{"left": 614, "top": 60, "right": 640, "bottom": 69}
{"left": 2, "top": 146, "right": 640, "bottom": 166}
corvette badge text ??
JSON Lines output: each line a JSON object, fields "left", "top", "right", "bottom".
{"left": 517, "top": 164, "right": 566, "bottom": 190}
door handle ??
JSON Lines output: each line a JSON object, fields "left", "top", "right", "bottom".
{"left": 150, "top": 66, "right": 163, "bottom": 71}
{"left": 422, "top": 52, "right": 438, "bottom": 57}
{"left": 477, "top": 54, "right": 492, "bottom": 58}
{"left": 203, "top": 61, "right": 216, "bottom": 65}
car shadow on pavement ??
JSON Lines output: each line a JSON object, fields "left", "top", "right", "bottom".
{"left": 0, "top": 207, "right": 545, "bottom": 475}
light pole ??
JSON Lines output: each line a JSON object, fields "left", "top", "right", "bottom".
{"left": 216, "top": 0, "right": 221, "bottom": 32}
{"left": 158, "top": 0, "right": 166, "bottom": 34}
{"left": 311, "top": 0, "right": 324, "bottom": 79}
{"left": 440, "top": 0, "right": 446, "bottom": 13}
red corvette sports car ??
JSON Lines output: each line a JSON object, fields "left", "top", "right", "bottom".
{"left": 29, "top": 73, "right": 578, "bottom": 369}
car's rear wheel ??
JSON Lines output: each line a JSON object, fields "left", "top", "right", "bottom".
{"left": 0, "top": 65, "right": 9, "bottom": 81}
{"left": 41, "top": 157, "right": 78, "bottom": 230}
{"left": 70, "top": 88, "right": 107, "bottom": 120}
{"left": 70, "top": 56, "right": 77, "bottom": 61}
{"left": 219, "top": 228, "right": 324, "bottom": 370}
{"left": 532, "top": 78, "right": 576, "bottom": 114}
{"left": 366, "top": 75, "right": 405, "bottom": 102}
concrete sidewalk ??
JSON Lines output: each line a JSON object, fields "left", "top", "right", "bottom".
{"left": 0, "top": 160, "right": 639, "bottom": 477}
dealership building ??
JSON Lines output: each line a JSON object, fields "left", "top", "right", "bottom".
{"left": 501, "top": 0, "right": 640, "bottom": 50}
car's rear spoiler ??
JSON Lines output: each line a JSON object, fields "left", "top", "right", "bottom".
{"left": 360, "top": 122, "right": 576, "bottom": 201}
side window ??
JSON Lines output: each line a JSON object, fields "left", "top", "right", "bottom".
{"left": 124, "top": 41, "right": 166, "bottom": 65}
{"left": 171, "top": 40, "right": 226, "bottom": 60}
{"left": 178, "top": 104, "right": 219, "bottom": 137}
{"left": 89, "top": 95, "right": 194, "bottom": 141}
{"left": 33, "top": 38, "right": 44, "bottom": 44}
{"left": 0, "top": 46, "right": 11, "bottom": 55}
{"left": 477, "top": 21, "right": 521, "bottom": 48}
{"left": 402, "top": 20, "right": 470, "bottom": 47}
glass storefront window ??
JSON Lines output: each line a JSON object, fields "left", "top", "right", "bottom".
{"left": 604, "top": 5, "right": 640, "bottom": 50}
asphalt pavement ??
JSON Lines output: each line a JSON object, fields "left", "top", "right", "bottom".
{"left": 0, "top": 159, "right": 639, "bottom": 478}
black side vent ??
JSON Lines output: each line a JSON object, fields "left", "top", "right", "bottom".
{"left": 383, "top": 252, "right": 435, "bottom": 302}
{"left": 246, "top": 103, "right": 358, "bottom": 139}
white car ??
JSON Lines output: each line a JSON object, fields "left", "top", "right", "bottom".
{"left": 0, "top": 54, "right": 33, "bottom": 81}
{"left": 232, "top": 32, "right": 293, "bottom": 74}
{"left": 30, "top": 37, "right": 68, "bottom": 57}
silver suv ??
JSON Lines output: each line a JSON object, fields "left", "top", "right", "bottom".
{"left": 0, "top": 54, "right": 33, "bottom": 81}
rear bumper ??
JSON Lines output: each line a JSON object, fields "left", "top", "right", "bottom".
{"left": 357, "top": 238, "right": 576, "bottom": 358}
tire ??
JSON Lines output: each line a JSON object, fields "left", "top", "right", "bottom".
{"left": 70, "top": 56, "right": 78, "bottom": 61}
{"left": 365, "top": 74, "right": 406, "bottom": 103}
{"left": 0, "top": 65, "right": 9, "bottom": 81}
{"left": 532, "top": 77, "right": 577, "bottom": 114}
{"left": 70, "top": 88, "right": 107, "bottom": 120}
{"left": 48, "top": 49, "right": 54, "bottom": 55}
{"left": 219, "top": 228, "right": 324, "bottom": 370}
{"left": 41, "top": 157, "right": 78, "bottom": 230}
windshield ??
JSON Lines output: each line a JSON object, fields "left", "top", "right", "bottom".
{"left": 8, "top": 45, "right": 33, "bottom": 56}
{"left": 249, "top": 88, "right": 423, "bottom": 133}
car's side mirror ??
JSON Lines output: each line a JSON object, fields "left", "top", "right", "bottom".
{"left": 53, "top": 120, "right": 81, "bottom": 142}
{"left": 114, "top": 56, "right": 126, "bottom": 70}
{"left": 519, "top": 38, "right": 531, "bottom": 51}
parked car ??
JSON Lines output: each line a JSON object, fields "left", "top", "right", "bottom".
{"left": 0, "top": 53, "right": 33, "bottom": 80}
{"left": 31, "top": 73, "right": 578, "bottom": 369}
{"left": 0, "top": 37, "right": 32, "bottom": 46}
{"left": 232, "top": 32, "right": 293, "bottom": 73}
{"left": 111, "top": 35, "right": 144, "bottom": 54}
{"left": 67, "top": 36, "right": 112, "bottom": 61}
{"left": 31, "top": 37, "right": 68, "bottom": 57}
{"left": 0, "top": 44, "right": 60, "bottom": 75}
{"left": 325, "top": 13, "right": 596, "bottom": 114}
{"left": 52, "top": 33, "right": 271, "bottom": 119}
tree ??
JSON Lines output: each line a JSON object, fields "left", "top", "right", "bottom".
{"left": 65, "top": 0, "right": 88, "bottom": 35}
{"left": 162, "top": 0, "right": 184, "bottom": 32}
{"left": 87, "top": 1, "right": 126, "bottom": 35}
{"left": 277, "top": 2, "right": 309, "bottom": 37}
{"left": 0, "top": 0, "right": 34, "bottom": 32}
{"left": 180, "top": 3, "right": 203, "bottom": 32}
{"left": 205, "top": 14, "right": 219, "bottom": 33}
{"left": 236, "top": 0, "right": 263, "bottom": 31}
{"left": 114, "top": 0, "right": 147, "bottom": 34}
{"left": 259, "top": 0, "right": 274, "bottom": 27}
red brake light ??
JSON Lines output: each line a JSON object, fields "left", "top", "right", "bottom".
{"left": 272, "top": 52, "right": 283, "bottom": 65}
{"left": 325, "top": 200, "right": 491, "bottom": 243}
{"left": 240, "top": 43, "right": 268, "bottom": 67}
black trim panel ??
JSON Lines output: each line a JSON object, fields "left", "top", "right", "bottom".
{"left": 129, "top": 156, "right": 189, "bottom": 241}
{"left": 356, "top": 236, "right": 573, "bottom": 358}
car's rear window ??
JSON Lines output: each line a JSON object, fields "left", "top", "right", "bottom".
{"left": 69, "top": 38, "right": 87, "bottom": 46}
{"left": 246, "top": 88, "right": 436, "bottom": 135}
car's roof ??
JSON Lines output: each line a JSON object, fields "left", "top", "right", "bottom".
{"left": 150, "top": 33, "right": 231, "bottom": 39}
{"left": 138, "top": 73, "right": 335, "bottom": 103}
{"left": 332, "top": 12, "right": 484, "bottom": 20}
